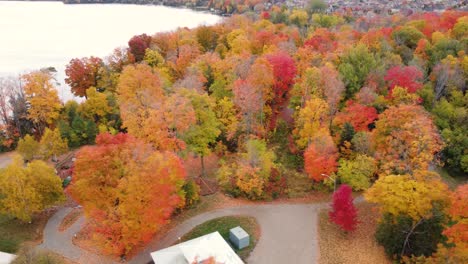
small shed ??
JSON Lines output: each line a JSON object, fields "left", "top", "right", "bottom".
{"left": 229, "top": 226, "right": 250, "bottom": 250}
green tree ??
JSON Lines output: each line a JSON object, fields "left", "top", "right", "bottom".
{"left": 180, "top": 90, "right": 221, "bottom": 176}
{"left": 16, "top": 135, "right": 40, "bottom": 162}
{"left": 338, "top": 44, "right": 377, "bottom": 99}
{"left": 375, "top": 210, "right": 446, "bottom": 260}
{"left": 431, "top": 90, "right": 468, "bottom": 173}
{"left": 337, "top": 154, "right": 376, "bottom": 191}
{"left": 0, "top": 156, "right": 64, "bottom": 222}
{"left": 339, "top": 122, "right": 355, "bottom": 146}
{"left": 392, "top": 26, "right": 425, "bottom": 49}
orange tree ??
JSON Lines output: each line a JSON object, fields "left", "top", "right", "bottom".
{"left": 70, "top": 133, "right": 186, "bottom": 256}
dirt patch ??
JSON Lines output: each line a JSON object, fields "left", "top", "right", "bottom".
{"left": 318, "top": 202, "right": 390, "bottom": 264}
{"left": 59, "top": 208, "right": 83, "bottom": 232}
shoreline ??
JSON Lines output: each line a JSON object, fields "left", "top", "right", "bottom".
{"left": 0, "top": 0, "right": 232, "bottom": 15}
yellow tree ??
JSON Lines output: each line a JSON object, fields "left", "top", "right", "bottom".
{"left": 294, "top": 97, "right": 330, "bottom": 149}
{"left": 365, "top": 171, "right": 449, "bottom": 221}
{"left": 0, "top": 156, "right": 64, "bottom": 222}
{"left": 40, "top": 128, "right": 68, "bottom": 161}
{"left": 16, "top": 134, "right": 40, "bottom": 162}
{"left": 79, "top": 88, "right": 112, "bottom": 122}
{"left": 117, "top": 64, "right": 195, "bottom": 150}
{"left": 214, "top": 97, "right": 239, "bottom": 141}
{"left": 22, "top": 71, "right": 62, "bottom": 136}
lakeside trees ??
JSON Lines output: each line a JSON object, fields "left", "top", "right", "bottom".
{"left": 0, "top": 7, "right": 465, "bottom": 260}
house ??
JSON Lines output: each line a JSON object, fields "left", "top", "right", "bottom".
{"left": 0, "top": 251, "right": 16, "bottom": 264}
{"left": 151, "top": 231, "right": 244, "bottom": 264}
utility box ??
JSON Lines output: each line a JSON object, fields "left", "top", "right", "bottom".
{"left": 229, "top": 226, "right": 249, "bottom": 250}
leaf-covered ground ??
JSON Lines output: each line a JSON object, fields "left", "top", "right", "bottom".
{"left": 318, "top": 202, "right": 390, "bottom": 264}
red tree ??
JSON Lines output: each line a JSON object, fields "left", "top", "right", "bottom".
{"left": 384, "top": 66, "right": 423, "bottom": 94}
{"left": 65, "top": 56, "right": 103, "bottom": 98}
{"left": 266, "top": 52, "right": 297, "bottom": 104}
{"left": 329, "top": 184, "right": 358, "bottom": 232}
{"left": 128, "top": 33, "right": 152, "bottom": 62}
{"left": 304, "top": 134, "right": 338, "bottom": 181}
{"left": 333, "top": 100, "right": 378, "bottom": 132}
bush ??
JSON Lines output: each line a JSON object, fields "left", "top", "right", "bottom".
{"left": 337, "top": 154, "right": 377, "bottom": 191}
{"left": 216, "top": 139, "right": 277, "bottom": 200}
{"left": 264, "top": 168, "right": 287, "bottom": 200}
{"left": 183, "top": 180, "right": 201, "bottom": 208}
{"left": 12, "top": 245, "right": 64, "bottom": 264}
{"left": 329, "top": 184, "right": 358, "bottom": 232}
{"left": 375, "top": 211, "right": 446, "bottom": 260}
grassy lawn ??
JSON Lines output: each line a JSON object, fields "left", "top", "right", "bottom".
{"left": 180, "top": 216, "right": 260, "bottom": 260}
{"left": 0, "top": 211, "right": 54, "bottom": 253}
{"left": 318, "top": 202, "right": 390, "bottom": 264}
{"left": 436, "top": 166, "right": 466, "bottom": 189}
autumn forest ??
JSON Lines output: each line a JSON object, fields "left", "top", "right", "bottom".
{"left": 0, "top": 3, "right": 467, "bottom": 264}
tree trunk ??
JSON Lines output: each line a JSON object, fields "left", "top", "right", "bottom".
{"left": 200, "top": 154, "right": 205, "bottom": 177}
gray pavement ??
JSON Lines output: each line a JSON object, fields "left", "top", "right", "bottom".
{"left": 40, "top": 197, "right": 364, "bottom": 263}
{"left": 0, "top": 152, "right": 13, "bottom": 168}
{"left": 129, "top": 203, "right": 328, "bottom": 264}
{"left": 39, "top": 207, "right": 118, "bottom": 264}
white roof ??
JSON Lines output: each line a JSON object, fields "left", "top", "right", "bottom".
{"left": 0, "top": 251, "right": 16, "bottom": 264}
{"left": 151, "top": 231, "right": 244, "bottom": 264}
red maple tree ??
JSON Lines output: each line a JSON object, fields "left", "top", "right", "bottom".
{"left": 384, "top": 65, "right": 423, "bottom": 94}
{"left": 266, "top": 52, "right": 297, "bottom": 104}
{"left": 128, "top": 33, "right": 152, "bottom": 62}
{"left": 65, "top": 56, "right": 103, "bottom": 98}
{"left": 329, "top": 184, "right": 358, "bottom": 232}
{"left": 333, "top": 100, "right": 378, "bottom": 132}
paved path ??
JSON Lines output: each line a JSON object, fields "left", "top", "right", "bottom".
{"left": 0, "top": 152, "right": 14, "bottom": 168}
{"left": 41, "top": 197, "right": 363, "bottom": 264}
{"left": 38, "top": 207, "right": 118, "bottom": 264}
{"left": 129, "top": 202, "right": 329, "bottom": 264}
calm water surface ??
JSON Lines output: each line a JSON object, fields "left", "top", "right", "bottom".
{"left": 0, "top": 1, "right": 220, "bottom": 100}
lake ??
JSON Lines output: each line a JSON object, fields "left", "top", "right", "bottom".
{"left": 0, "top": 1, "right": 220, "bottom": 100}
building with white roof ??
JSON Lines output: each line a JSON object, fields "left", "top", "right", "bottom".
{"left": 151, "top": 231, "right": 244, "bottom": 264}
{"left": 0, "top": 251, "right": 16, "bottom": 264}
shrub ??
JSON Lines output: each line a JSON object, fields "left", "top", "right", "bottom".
{"left": 183, "top": 180, "right": 201, "bottom": 208}
{"left": 337, "top": 155, "right": 377, "bottom": 191}
{"left": 329, "top": 184, "right": 358, "bottom": 232}
{"left": 375, "top": 210, "right": 446, "bottom": 260}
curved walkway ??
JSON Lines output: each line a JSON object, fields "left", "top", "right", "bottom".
{"left": 40, "top": 197, "right": 363, "bottom": 264}
{"left": 129, "top": 202, "right": 328, "bottom": 264}
{"left": 38, "top": 207, "right": 118, "bottom": 264}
